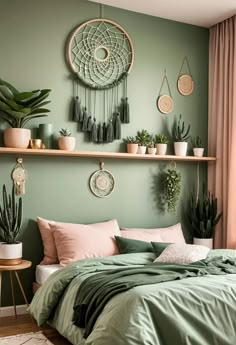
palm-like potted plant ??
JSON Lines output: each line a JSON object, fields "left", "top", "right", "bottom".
{"left": 154, "top": 134, "right": 169, "bottom": 155}
{"left": 123, "top": 136, "right": 138, "bottom": 154}
{"left": 0, "top": 78, "right": 51, "bottom": 148}
{"left": 136, "top": 129, "right": 151, "bottom": 154}
{"left": 192, "top": 136, "right": 204, "bottom": 157}
{"left": 173, "top": 114, "right": 190, "bottom": 156}
{"left": 0, "top": 184, "right": 23, "bottom": 265}
{"left": 58, "top": 128, "right": 76, "bottom": 151}
{"left": 188, "top": 187, "right": 222, "bottom": 249}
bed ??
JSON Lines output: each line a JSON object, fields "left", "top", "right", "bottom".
{"left": 28, "top": 249, "right": 236, "bottom": 345}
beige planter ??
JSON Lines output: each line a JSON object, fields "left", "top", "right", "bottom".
{"left": 174, "top": 142, "right": 188, "bottom": 156}
{"left": 148, "top": 147, "right": 157, "bottom": 155}
{"left": 0, "top": 241, "right": 22, "bottom": 265}
{"left": 137, "top": 146, "right": 146, "bottom": 154}
{"left": 155, "top": 143, "right": 167, "bottom": 155}
{"left": 4, "top": 128, "right": 31, "bottom": 149}
{"left": 193, "top": 148, "right": 204, "bottom": 157}
{"left": 193, "top": 237, "right": 213, "bottom": 249}
{"left": 127, "top": 143, "right": 138, "bottom": 154}
{"left": 58, "top": 136, "right": 76, "bottom": 150}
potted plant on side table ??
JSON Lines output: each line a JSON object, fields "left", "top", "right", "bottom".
{"left": 154, "top": 134, "right": 169, "bottom": 155}
{"left": 58, "top": 128, "right": 76, "bottom": 151}
{"left": 188, "top": 186, "right": 222, "bottom": 249}
{"left": 0, "top": 184, "right": 23, "bottom": 265}
{"left": 0, "top": 78, "right": 51, "bottom": 148}
{"left": 173, "top": 114, "right": 190, "bottom": 156}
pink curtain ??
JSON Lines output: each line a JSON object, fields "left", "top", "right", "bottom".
{"left": 208, "top": 15, "right": 236, "bottom": 249}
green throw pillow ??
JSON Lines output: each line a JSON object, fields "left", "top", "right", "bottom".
{"left": 151, "top": 242, "right": 171, "bottom": 257}
{"left": 115, "top": 236, "right": 153, "bottom": 254}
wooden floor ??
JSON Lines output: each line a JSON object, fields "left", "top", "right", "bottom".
{"left": 0, "top": 314, "right": 71, "bottom": 344}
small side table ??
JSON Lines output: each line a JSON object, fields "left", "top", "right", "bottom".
{"left": 0, "top": 260, "right": 32, "bottom": 317}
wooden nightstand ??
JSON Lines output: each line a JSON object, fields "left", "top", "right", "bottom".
{"left": 0, "top": 260, "right": 32, "bottom": 317}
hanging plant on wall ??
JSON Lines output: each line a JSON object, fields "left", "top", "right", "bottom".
{"left": 160, "top": 164, "right": 181, "bottom": 213}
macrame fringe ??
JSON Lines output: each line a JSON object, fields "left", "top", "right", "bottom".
{"left": 87, "top": 116, "right": 93, "bottom": 132}
{"left": 114, "top": 112, "right": 121, "bottom": 139}
{"left": 91, "top": 118, "right": 98, "bottom": 142}
{"left": 103, "top": 122, "right": 107, "bottom": 143}
{"left": 73, "top": 96, "right": 82, "bottom": 122}
{"left": 107, "top": 120, "right": 114, "bottom": 142}
{"left": 123, "top": 97, "right": 130, "bottom": 123}
{"left": 98, "top": 123, "right": 103, "bottom": 143}
{"left": 81, "top": 108, "right": 88, "bottom": 132}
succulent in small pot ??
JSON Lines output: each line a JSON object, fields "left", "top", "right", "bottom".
{"left": 136, "top": 129, "right": 151, "bottom": 154}
{"left": 154, "top": 134, "right": 169, "bottom": 155}
{"left": 0, "top": 78, "right": 51, "bottom": 148}
{"left": 0, "top": 184, "right": 23, "bottom": 265}
{"left": 174, "top": 114, "right": 191, "bottom": 156}
{"left": 192, "top": 136, "right": 204, "bottom": 157}
{"left": 123, "top": 136, "right": 138, "bottom": 154}
{"left": 147, "top": 139, "right": 157, "bottom": 155}
{"left": 58, "top": 128, "right": 76, "bottom": 150}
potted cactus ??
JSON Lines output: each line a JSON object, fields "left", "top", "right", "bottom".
{"left": 173, "top": 114, "right": 191, "bottom": 156}
{"left": 0, "top": 78, "right": 51, "bottom": 148}
{"left": 58, "top": 128, "right": 76, "bottom": 151}
{"left": 0, "top": 184, "right": 23, "bottom": 265}
{"left": 188, "top": 186, "right": 222, "bottom": 249}
{"left": 154, "top": 134, "right": 169, "bottom": 155}
{"left": 123, "top": 136, "right": 138, "bottom": 154}
{"left": 193, "top": 136, "right": 204, "bottom": 157}
{"left": 136, "top": 129, "right": 151, "bottom": 154}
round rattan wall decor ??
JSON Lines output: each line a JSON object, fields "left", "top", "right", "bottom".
{"left": 177, "top": 74, "right": 194, "bottom": 96}
{"left": 67, "top": 18, "right": 134, "bottom": 90}
{"left": 157, "top": 95, "right": 174, "bottom": 114}
{"left": 89, "top": 162, "right": 115, "bottom": 198}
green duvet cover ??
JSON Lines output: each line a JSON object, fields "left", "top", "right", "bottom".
{"left": 29, "top": 251, "right": 236, "bottom": 345}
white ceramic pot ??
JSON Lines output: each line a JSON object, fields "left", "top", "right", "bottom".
{"left": 58, "top": 137, "right": 76, "bottom": 151}
{"left": 148, "top": 147, "right": 157, "bottom": 155}
{"left": 193, "top": 237, "right": 213, "bottom": 249}
{"left": 127, "top": 143, "right": 138, "bottom": 154}
{"left": 4, "top": 128, "right": 31, "bottom": 149}
{"left": 0, "top": 241, "right": 22, "bottom": 265}
{"left": 137, "top": 146, "right": 146, "bottom": 154}
{"left": 155, "top": 143, "right": 167, "bottom": 155}
{"left": 174, "top": 142, "right": 188, "bottom": 156}
{"left": 193, "top": 148, "right": 204, "bottom": 157}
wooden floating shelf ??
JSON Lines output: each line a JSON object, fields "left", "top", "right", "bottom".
{"left": 0, "top": 147, "right": 216, "bottom": 162}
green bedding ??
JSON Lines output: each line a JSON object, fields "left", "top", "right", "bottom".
{"left": 28, "top": 251, "right": 236, "bottom": 345}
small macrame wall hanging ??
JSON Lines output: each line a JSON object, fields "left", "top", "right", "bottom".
{"left": 177, "top": 56, "right": 194, "bottom": 96}
{"left": 157, "top": 70, "right": 173, "bottom": 114}
{"left": 66, "top": 18, "right": 134, "bottom": 143}
{"left": 89, "top": 161, "right": 115, "bottom": 198}
{"left": 11, "top": 158, "right": 27, "bottom": 195}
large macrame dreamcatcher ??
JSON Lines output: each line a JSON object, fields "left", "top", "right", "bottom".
{"left": 67, "top": 18, "right": 134, "bottom": 143}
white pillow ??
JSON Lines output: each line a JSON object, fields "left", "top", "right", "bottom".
{"left": 153, "top": 243, "right": 210, "bottom": 264}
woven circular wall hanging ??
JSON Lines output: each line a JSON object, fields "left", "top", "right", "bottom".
{"left": 89, "top": 162, "right": 115, "bottom": 198}
{"left": 157, "top": 95, "right": 174, "bottom": 114}
{"left": 177, "top": 57, "right": 194, "bottom": 96}
{"left": 67, "top": 19, "right": 134, "bottom": 90}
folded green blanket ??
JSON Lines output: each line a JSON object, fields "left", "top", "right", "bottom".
{"left": 73, "top": 257, "right": 236, "bottom": 338}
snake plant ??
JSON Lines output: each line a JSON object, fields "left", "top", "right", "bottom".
{"left": 0, "top": 78, "right": 51, "bottom": 128}
{"left": 0, "top": 184, "right": 23, "bottom": 244}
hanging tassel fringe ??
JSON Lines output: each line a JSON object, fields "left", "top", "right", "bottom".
{"left": 114, "top": 112, "right": 121, "bottom": 139}
{"left": 98, "top": 123, "right": 103, "bottom": 143}
{"left": 107, "top": 120, "right": 114, "bottom": 142}
{"left": 72, "top": 96, "right": 82, "bottom": 122}
{"left": 123, "top": 97, "right": 130, "bottom": 123}
{"left": 81, "top": 108, "right": 88, "bottom": 132}
{"left": 103, "top": 122, "right": 107, "bottom": 143}
{"left": 87, "top": 116, "right": 93, "bottom": 132}
{"left": 91, "top": 118, "right": 98, "bottom": 142}
{"left": 120, "top": 98, "right": 125, "bottom": 122}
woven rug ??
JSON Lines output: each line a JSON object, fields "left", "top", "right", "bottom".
{"left": 0, "top": 332, "right": 54, "bottom": 345}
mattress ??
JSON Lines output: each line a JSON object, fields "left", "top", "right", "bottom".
{"left": 35, "top": 264, "right": 61, "bottom": 285}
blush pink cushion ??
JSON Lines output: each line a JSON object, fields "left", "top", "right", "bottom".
{"left": 37, "top": 217, "right": 59, "bottom": 265}
{"left": 50, "top": 219, "right": 120, "bottom": 266}
{"left": 121, "top": 223, "right": 185, "bottom": 243}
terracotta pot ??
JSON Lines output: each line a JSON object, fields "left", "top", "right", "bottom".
{"left": 193, "top": 148, "right": 204, "bottom": 157}
{"left": 58, "top": 137, "right": 76, "bottom": 150}
{"left": 0, "top": 241, "right": 22, "bottom": 265}
{"left": 155, "top": 143, "right": 167, "bottom": 155}
{"left": 193, "top": 237, "right": 213, "bottom": 249}
{"left": 127, "top": 143, "right": 138, "bottom": 154}
{"left": 174, "top": 142, "right": 188, "bottom": 156}
{"left": 4, "top": 128, "right": 31, "bottom": 149}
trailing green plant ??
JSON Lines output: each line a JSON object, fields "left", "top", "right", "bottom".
{"left": 123, "top": 136, "right": 137, "bottom": 144}
{"left": 59, "top": 128, "right": 72, "bottom": 137}
{"left": 174, "top": 114, "right": 190, "bottom": 142}
{"left": 0, "top": 184, "right": 23, "bottom": 244}
{"left": 163, "top": 168, "right": 181, "bottom": 213}
{"left": 0, "top": 78, "right": 51, "bottom": 128}
{"left": 193, "top": 135, "right": 202, "bottom": 148}
{"left": 188, "top": 187, "right": 222, "bottom": 239}
{"left": 136, "top": 129, "right": 151, "bottom": 146}
{"left": 154, "top": 134, "right": 169, "bottom": 144}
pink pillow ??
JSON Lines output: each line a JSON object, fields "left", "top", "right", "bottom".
{"left": 37, "top": 217, "right": 59, "bottom": 265}
{"left": 121, "top": 223, "right": 185, "bottom": 244}
{"left": 50, "top": 219, "right": 120, "bottom": 266}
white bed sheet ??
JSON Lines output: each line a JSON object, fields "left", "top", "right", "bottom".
{"left": 35, "top": 264, "right": 61, "bottom": 285}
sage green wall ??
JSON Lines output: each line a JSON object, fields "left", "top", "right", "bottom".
{"left": 0, "top": 0, "right": 208, "bottom": 306}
